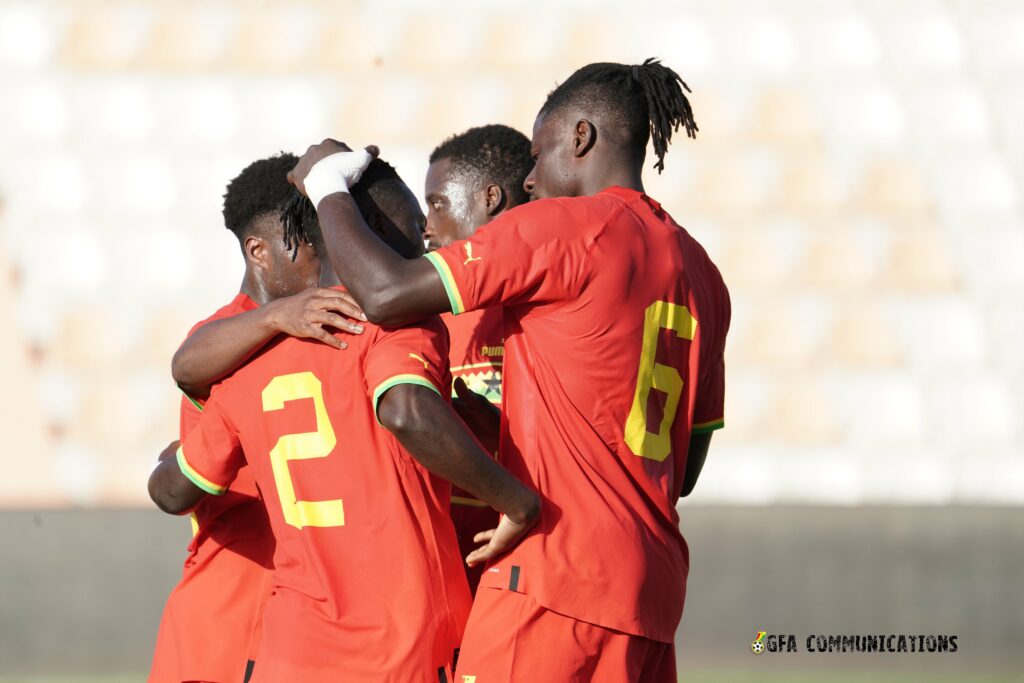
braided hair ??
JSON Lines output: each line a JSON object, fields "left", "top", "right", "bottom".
{"left": 540, "top": 58, "right": 697, "bottom": 172}
{"left": 280, "top": 158, "right": 405, "bottom": 260}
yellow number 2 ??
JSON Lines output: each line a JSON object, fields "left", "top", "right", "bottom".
{"left": 624, "top": 301, "right": 697, "bottom": 462}
{"left": 262, "top": 372, "right": 344, "bottom": 529}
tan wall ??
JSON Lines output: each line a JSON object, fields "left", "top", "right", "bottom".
{"left": 1, "top": 506, "right": 1020, "bottom": 677}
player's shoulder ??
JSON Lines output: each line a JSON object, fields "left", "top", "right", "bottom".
{"left": 493, "top": 193, "right": 626, "bottom": 245}
{"left": 672, "top": 225, "right": 730, "bottom": 315}
{"left": 372, "top": 315, "right": 449, "bottom": 344}
{"left": 520, "top": 191, "right": 624, "bottom": 220}
{"left": 188, "top": 293, "right": 257, "bottom": 337}
{"left": 210, "top": 334, "right": 286, "bottom": 394}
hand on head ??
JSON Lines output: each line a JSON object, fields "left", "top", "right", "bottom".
{"left": 288, "top": 140, "right": 380, "bottom": 207}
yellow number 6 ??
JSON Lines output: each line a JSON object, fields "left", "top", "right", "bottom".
{"left": 262, "top": 372, "right": 344, "bottom": 529}
{"left": 624, "top": 301, "right": 696, "bottom": 462}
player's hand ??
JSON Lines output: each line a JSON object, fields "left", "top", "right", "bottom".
{"left": 452, "top": 377, "right": 501, "bottom": 453}
{"left": 465, "top": 511, "right": 538, "bottom": 567}
{"left": 288, "top": 139, "right": 380, "bottom": 198}
{"left": 157, "top": 440, "right": 180, "bottom": 462}
{"left": 266, "top": 287, "right": 368, "bottom": 350}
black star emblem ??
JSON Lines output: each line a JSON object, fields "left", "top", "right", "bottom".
{"left": 482, "top": 372, "right": 502, "bottom": 395}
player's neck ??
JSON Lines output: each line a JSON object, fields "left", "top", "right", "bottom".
{"left": 583, "top": 164, "right": 644, "bottom": 197}
{"left": 239, "top": 269, "right": 272, "bottom": 306}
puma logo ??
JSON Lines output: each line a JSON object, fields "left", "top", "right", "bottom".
{"left": 408, "top": 353, "right": 430, "bottom": 370}
{"left": 463, "top": 243, "right": 482, "bottom": 265}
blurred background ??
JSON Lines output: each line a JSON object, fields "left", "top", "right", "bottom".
{"left": 0, "top": 0, "right": 1021, "bottom": 681}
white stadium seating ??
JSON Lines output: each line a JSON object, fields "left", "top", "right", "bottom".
{"left": 0, "top": 0, "right": 1021, "bottom": 505}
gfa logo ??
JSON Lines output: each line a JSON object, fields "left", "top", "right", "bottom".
{"left": 751, "top": 631, "right": 798, "bottom": 654}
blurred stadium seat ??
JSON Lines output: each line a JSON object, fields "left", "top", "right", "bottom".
{"left": 0, "top": 0, "right": 1021, "bottom": 507}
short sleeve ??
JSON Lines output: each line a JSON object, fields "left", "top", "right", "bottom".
{"left": 178, "top": 393, "right": 203, "bottom": 440}
{"left": 423, "top": 199, "right": 593, "bottom": 314}
{"left": 691, "top": 351, "right": 725, "bottom": 434}
{"left": 177, "top": 394, "right": 245, "bottom": 495}
{"left": 364, "top": 318, "right": 451, "bottom": 424}
{"left": 692, "top": 272, "right": 730, "bottom": 434}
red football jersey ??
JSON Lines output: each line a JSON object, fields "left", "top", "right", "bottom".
{"left": 177, "top": 303, "right": 471, "bottom": 682}
{"left": 150, "top": 292, "right": 275, "bottom": 683}
{"left": 425, "top": 186, "right": 730, "bottom": 642}
{"left": 441, "top": 308, "right": 504, "bottom": 594}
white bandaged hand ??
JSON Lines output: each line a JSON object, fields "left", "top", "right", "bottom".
{"left": 303, "top": 149, "right": 374, "bottom": 208}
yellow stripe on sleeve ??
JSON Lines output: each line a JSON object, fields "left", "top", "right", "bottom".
{"left": 451, "top": 495, "right": 490, "bottom": 508}
{"left": 424, "top": 252, "right": 466, "bottom": 315}
{"left": 176, "top": 446, "right": 227, "bottom": 495}
{"left": 692, "top": 418, "right": 725, "bottom": 434}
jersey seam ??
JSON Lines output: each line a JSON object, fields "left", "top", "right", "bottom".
{"left": 578, "top": 200, "right": 629, "bottom": 294}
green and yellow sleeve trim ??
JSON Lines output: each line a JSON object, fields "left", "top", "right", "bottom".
{"left": 424, "top": 252, "right": 466, "bottom": 315}
{"left": 692, "top": 418, "right": 725, "bottom": 434}
{"left": 372, "top": 374, "right": 442, "bottom": 426}
{"left": 176, "top": 446, "right": 227, "bottom": 495}
{"left": 181, "top": 390, "right": 204, "bottom": 412}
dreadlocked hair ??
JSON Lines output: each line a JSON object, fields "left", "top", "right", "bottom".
{"left": 430, "top": 124, "right": 533, "bottom": 206}
{"left": 223, "top": 152, "right": 301, "bottom": 239}
{"left": 280, "top": 190, "right": 319, "bottom": 260}
{"left": 280, "top": 157, "right": 406, "bottom": 260}
{"left": 540, "top": 57, "right": 697, "bottom": 173}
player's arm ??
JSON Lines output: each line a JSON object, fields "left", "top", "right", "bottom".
{"left": 147, "top": 439, "right": 199, "bottom": 513}
{"left": 288, "top": 141, "right": 453, "bottom": 326}
{"left": 149, "top": 453, "right": 207, "bottom": 515}
{"left": 377, "top": 384, "right": 540, "bottom": 565}
{"left": 156, "top": 439, "right": 179, "bottom": 463}
{"left": 680, "top": 431, "right": 713, "bottom": 498}
{"left": 683, "top": 330, "right": 728, "bottom": 497}
{"left": 173, "top": 287, "right": 367, "bottom": 399}
{"left": 149, "top": 398, "right": 242, "bottom": 514}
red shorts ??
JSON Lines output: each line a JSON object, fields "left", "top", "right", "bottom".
{"left": 455, "top": 587, "right": 676, "bottom": 683}
{"left": 450, "top": 500, "right": 499, "bottom": 596}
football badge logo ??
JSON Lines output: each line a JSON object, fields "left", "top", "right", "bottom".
{"left": 751, "top": 631, "right": 767, "bottom": 655}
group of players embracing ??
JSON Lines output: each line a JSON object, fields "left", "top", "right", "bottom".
{"left": 146, "top": 57, "right": 731, "bottom": 683}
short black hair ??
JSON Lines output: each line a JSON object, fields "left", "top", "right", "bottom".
{"left": 281, "top": 158, "right": 408, "bottom": 258}
{"left": 222, "top": 152, "right": 298, "bottom": 239}
{"left": 540, "top": 58, "right": 697, "bottom": 173}
{"left": 429, "top": 124, "right": 533, "bottom": 206}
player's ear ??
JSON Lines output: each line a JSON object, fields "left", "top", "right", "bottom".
{"left": 243, "top": 234, "right": 271, "bottom": 271}
{"left": 483, "top": 183, "right": 506, "bottom": 216}
{"left": 367, "top": 211, "right": 386, "bottom": 238}
{"left": 573, "top": 119, "right": 597, "bottom": 158}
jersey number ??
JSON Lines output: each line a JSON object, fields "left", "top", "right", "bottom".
{"left": 624, "top": 301, "right": 696, "bottom": 462}
{"left": 262, "top": 372, "right": 344, "bottom": 529}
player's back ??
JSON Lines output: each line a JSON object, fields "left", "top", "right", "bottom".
{"left": 203, "top": 315, "right": 470, "bottom": 682}
{"left": 150, "top": 293, "right": 273, "bottom": 683}
{"left": 476, "top": 186, "right": 730, "bottom": 642}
